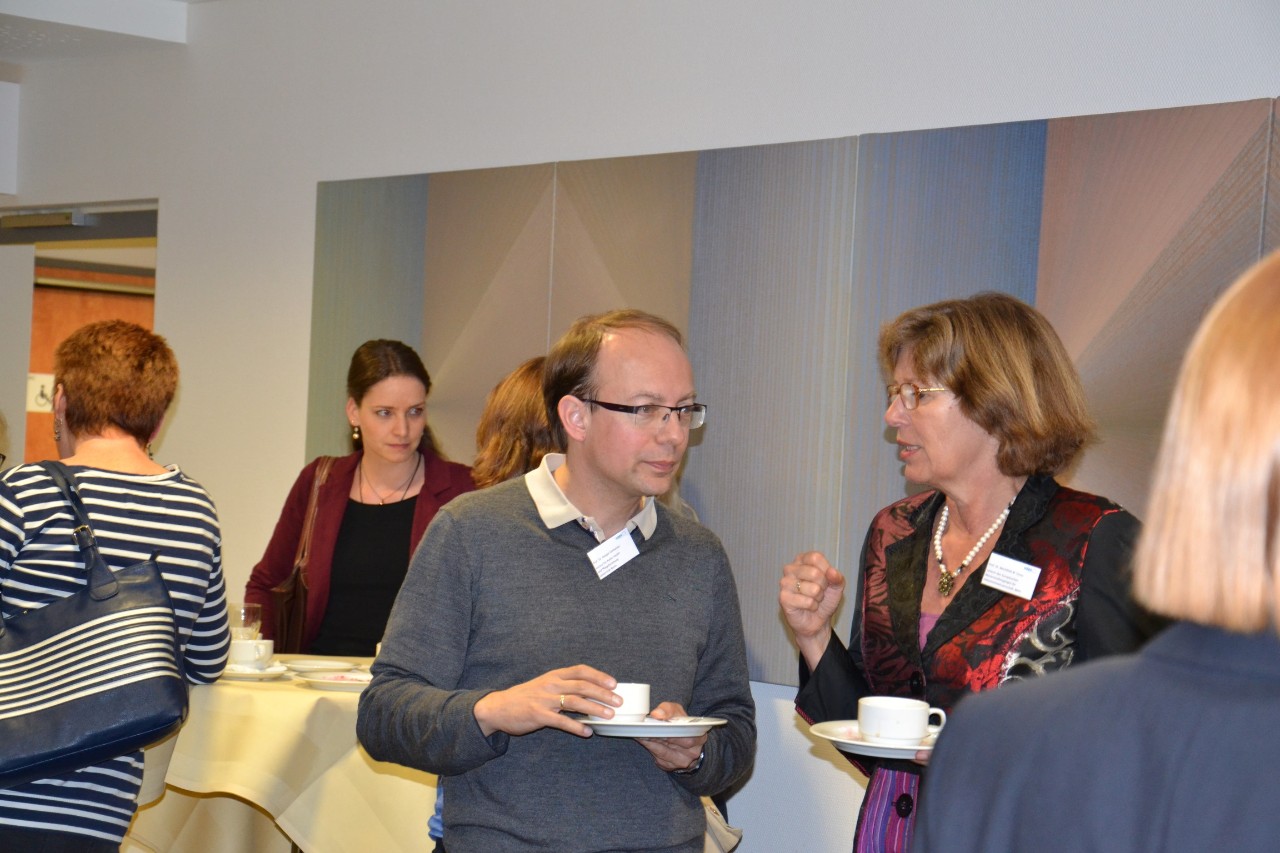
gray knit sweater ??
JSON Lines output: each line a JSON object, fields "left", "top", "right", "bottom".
{"left": 358, "top": 478, "right": 756, "bottom": 852}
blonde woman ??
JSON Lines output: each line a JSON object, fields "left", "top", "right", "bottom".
{"left": 915, "top": 252, "right": 1280, "bottom": 852}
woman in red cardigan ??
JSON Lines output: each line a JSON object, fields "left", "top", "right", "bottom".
{"left": 246, "top": 340, "right": 474, "bottom": 655}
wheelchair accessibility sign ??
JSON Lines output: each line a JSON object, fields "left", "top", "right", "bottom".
{"left": 27, "top": 373, "right": 53, "bottom": 413}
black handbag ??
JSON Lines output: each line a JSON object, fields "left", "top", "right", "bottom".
{"left": 0, "top": 461, "right": 189, "bottom": 790}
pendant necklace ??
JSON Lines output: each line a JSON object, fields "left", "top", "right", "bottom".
{"left": 933, "top": 498, "right": 1014, "bottom": 597}
{"left": 359, "top": 452, "right": 422, "bottom": 505}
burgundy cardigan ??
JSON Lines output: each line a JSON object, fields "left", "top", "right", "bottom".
{"left": 245, "top": 451, "right": 474, "bottom": 651}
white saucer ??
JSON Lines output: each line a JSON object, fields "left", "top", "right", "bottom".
{"left": 284, "top": 659, "right": 356, "bottom": 673}
{"left": 583, "top": 716, "right": 728, "bottom": 738}
{"left": 809, "top": 720, "right": 940, "bottom": 759}
{"left": 222, "top": 664, "right": 289, "bottom": 681}
{"left": 296, "top": 671, "right": 372, "bottom": 692}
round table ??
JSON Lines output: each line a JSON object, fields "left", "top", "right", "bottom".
{"left": 125, "top": 655, "right": 437, "bottom": 853}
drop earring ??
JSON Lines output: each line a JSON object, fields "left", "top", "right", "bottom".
{"left": 53, "top": 418, "right": 62, "bottom": 442}
{"left": 146, "top": 443, "right": 154, "bottom": 460}
{"left": 351, "top": 424, "right": 361, "bottom": 442}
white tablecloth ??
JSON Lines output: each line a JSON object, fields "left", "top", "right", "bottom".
{"left": 124, "top": 656, "right": 438, "bottom": 853}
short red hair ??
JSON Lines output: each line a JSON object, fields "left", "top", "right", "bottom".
{"left": 56, "top": 320, "right": 177, "bottom": 446}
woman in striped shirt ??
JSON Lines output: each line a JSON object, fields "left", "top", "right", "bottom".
{"left": 0, "top": 320, "right": 229, "bottom": 851}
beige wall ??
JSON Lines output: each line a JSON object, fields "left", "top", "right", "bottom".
{"left": 0, "top": 246, "right": 33, "bottom": 462}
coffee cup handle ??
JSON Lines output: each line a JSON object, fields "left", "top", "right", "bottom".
{"left": 928, "top": 708, "right": 947, "bottom": 729}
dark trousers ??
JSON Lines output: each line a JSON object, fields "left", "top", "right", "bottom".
{"left": 0, "top": 826, "right": 118, "bottom": 852}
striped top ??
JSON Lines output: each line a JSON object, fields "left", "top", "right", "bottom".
{"left": 0, "top": 463, "right": 230, "bottom": 845}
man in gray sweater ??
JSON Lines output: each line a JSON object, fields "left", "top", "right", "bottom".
{"left": 358, "top": 309, "right": 755, "bottom": 853}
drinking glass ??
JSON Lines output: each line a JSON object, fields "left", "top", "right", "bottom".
{"left": 230, "top": 602, "right": 262, "bottom": 640}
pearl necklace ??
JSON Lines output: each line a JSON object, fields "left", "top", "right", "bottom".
{"left": 933, "top": 499, "right": 1014, "bottom": 597}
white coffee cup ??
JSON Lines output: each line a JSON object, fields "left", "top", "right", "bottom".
{"left": 229, "top": 638, "right": 274, "bottom": 670}
{"left": 589, "top": 682, "right": 650, "bottom": 722}
{"left": 857, "top": 696, "right": 946, "bottom": 745}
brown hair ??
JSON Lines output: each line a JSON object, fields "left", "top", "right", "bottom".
{"left": 472, "top": 357, "right": 561, "bottom": 488}
{"left": 879, "top": 292, "right": 1095, "bottom": 476}
{"left": 55, "top": 320, "right": 178, "bottom": 447}
{"left": 346, "top": 339, "right": 441, "bottom": 455}
{"left": 543, "top": 309, "right": 684, "bottom": 446}
{"left": 1134, "top": 252, "right": 1280, "bottom": 631}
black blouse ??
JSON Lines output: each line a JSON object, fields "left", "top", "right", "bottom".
{"left": 310, "top": 496, "right": 416, "bottom": 656}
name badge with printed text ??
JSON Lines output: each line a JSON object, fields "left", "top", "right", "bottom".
{"left": 981, "top": 553, "right": 1041, "bottom": 600}
{"left": 587, "top": 528, "right": 639, "bottom": 580}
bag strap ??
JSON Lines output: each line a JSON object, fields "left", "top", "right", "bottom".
{"left": 35, "top": 461, "right": 188, "bottom": 681}
{"left": 39, "top": 461, "right": 119, "bottom": 601}
{"left": 292, "top": 456, "right": 335, "bottom": 577}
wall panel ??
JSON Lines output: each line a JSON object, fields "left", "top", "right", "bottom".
{"left": 1265, "top": 101, "right": 1280, "bottom": 257}
{"left": 688, "top": 122, "right": 1046, "bottom": 687}
{"left": 687, "top": 139, "right": 860, "bottom": 686}
{"left": 1037, "top": 100, "right": 1273, "bottom": 516}
{"left": 420, "top": 155, "right": 698, "bottom": 463}
{"left": 309, "top": 175, "right": 429, "bottom": 461}
{"left": 422, "top": 164, "right": 556, "bottom": 460}
{"left": 842, "top": 122, "right": 1046, "bottom": 636}
{"left": 550, "top": 155, "right": 696, "bottom": 338}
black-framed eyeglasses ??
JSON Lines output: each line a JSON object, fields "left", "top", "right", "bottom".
{"left": 886, "top": 382, "right": 948, "bottom": 410}
{"left": 581, "top": 399, "right": 707, "bottom": 430}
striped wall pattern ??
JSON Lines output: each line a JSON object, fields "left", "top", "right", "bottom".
{"left": 685, "top": 139, "right": 860, "bottom": 683}
{"left": 687, "top": 125, "right": 1044, "bottom": 686}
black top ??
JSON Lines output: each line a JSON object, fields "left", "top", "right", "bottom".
{"left": 310, "top": 496, "right": 416, "bottom": 656}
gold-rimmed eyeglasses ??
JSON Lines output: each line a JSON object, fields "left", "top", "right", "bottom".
{"left": 886, "top": 383, "right": 947, "bottom": 410}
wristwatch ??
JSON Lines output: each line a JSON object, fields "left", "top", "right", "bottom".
{"left": 672, "top": 748, "right": 705, "bottom": 775}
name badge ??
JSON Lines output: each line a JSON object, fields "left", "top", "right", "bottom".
{"left": 587, "top": 527, "right": 639, "bottom": 580}
{"left": 981, "top": 553, "right": 1041, "bottom": 600}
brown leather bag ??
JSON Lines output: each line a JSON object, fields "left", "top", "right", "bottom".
{"left": 270, "top": 456, "right": 335, "bottom": 653}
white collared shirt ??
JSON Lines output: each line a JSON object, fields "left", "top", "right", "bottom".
{"left": 523, "top": 453, "right": 657, "bottom": 544}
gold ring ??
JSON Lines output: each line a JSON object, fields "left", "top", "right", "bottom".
{"left": 559, "top": 694, "right": 565, "bottom": 710}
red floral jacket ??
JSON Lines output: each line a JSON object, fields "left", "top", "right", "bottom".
{"left": 797, "top": 474, "right": 1161, "bottom": 724}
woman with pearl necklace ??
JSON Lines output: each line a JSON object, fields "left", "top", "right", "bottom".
{"left": 780, "top": 293, "right": 1165, "bottom": 853}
